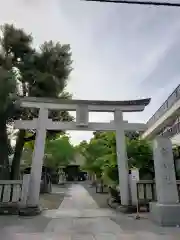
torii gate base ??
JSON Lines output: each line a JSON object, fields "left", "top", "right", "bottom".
{"left": 15, "top": 97, "right": 150, "bottom": 215}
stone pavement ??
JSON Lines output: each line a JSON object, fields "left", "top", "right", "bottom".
{"left": 0, "top": 184, "right": 180, "bottom": 239}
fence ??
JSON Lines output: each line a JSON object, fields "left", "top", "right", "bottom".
{"left": 95, "top": 180, "right": 109, "bottom": 193}
{"left": 0, "top": 180, "right": 22, "bottom": 204}
{"left": 137, "top": 180, "right": 180, "bottom": 211}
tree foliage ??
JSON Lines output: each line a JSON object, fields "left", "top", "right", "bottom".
{"left": 78, "top": 132, "right": 116, "bottom": 181}
{"left": 0, "top": 66, "right": 19, "bottom": 179}
{"left": 21, "top": 134, "right": 75, "bottom": 171}
{"left": 0, "top": 23, "right": 74, "bottom": 179}
{"left": 127, "top": 138, "right": 154, "bottom": 179}
{"left": 44, "top": 135, "right": 75, "bottom": 169}
{"left": 77, "top": 131, "right": 153, "bottom": 185}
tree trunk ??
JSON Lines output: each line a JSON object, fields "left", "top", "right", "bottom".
{"left": 11, "top": 129, "right": 26, "bottom": 179}
{"left": 0, "top": 114, "right": 10, "bottom": 180}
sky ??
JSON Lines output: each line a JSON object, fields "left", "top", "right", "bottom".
{"left": 1, "top": 0, "right": 180, "bottom": 144}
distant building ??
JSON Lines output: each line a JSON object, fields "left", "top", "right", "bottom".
{"left": 64, "top": 152, "right": 86, "bottom": 181}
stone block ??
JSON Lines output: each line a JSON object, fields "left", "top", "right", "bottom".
{"left": 0, "top": 203, "right": 19, "bottom": 215}
{"left": 153, "top": 137, "right": 179, "bottom": 204}
{"left": 19, "top": 206, "right": 42, "bottom": 216}
{"left": 150, "top": 202, "right": 180, "bottom": 226}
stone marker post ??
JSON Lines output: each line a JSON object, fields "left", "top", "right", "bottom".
{"left": 150, "top": 137, "right": 180, "bottom": 226}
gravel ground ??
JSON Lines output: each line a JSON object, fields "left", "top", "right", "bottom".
{"left": 0, "top": 215, "right": 51, "bottom": 233}
{"left": 39, "top": 184, "right": 69, "bottom": 210}
{"left": 83, "top": 183, "right": 110, "bottom": 208}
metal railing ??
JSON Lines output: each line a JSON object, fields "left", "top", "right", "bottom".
{"left": 161, "top": 121, "right": 180, "bottom": 138}
{"left": 0, "top": 180, "right": 22, "bottom": 204}
{"left": 147, "top": 84, "right": 180, "bottom": 128}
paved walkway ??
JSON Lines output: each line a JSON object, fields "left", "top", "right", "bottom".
{"left": 1, "top": 184, "right": 180, "bottom": 239}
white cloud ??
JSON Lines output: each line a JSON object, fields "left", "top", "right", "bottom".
{"left": 1, "top": 0, "right": 180, "bottom": 144}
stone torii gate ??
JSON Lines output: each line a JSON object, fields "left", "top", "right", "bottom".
{"left": 15, "top": 97, "right": 150, "bottom": 209}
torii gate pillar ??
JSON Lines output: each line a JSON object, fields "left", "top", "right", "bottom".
{"left": 114, "top": 110, "right": 130, "bottom": 205}
{"left": 27, "top": 108, "right": 48, "bottom": 207}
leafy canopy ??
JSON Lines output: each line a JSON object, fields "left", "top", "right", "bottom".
{"left": 77, "top": 131, "right": 153, "bottom": 185}
{"left": 44, "top": 135, "right": 75, "bottom": 169}
{"left": 0, "top": 23, "right": 74, "bottom": 179}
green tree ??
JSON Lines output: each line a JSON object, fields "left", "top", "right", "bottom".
{"left": 127, "top": 138, "right": 154, "bottom": 179}
{"left": 20, "top": 134, "right": 75, "bottom": 172}
{"left": 0, "top": 24, "right": 73, "bottom": 179}
{"left": 0, "top": 67, "right": 18, "bottom": 179}
{"left": 77, "top": 131, "right": 153, "bottom": 185}
{"left": 44, "top": 135, "right": 75, "bottom": 170}
{"left": 78, "top": 132, "right": 114, "bottom": 179}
